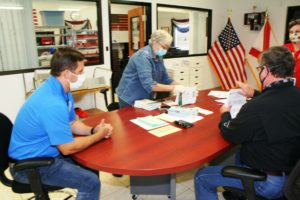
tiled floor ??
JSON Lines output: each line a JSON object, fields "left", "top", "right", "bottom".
{"left": 0, "top": 168, "right": 225, "bottom": 200}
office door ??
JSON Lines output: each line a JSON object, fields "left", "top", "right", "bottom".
{"left": 128, "top": 7, "right": 145, "bottom": 56}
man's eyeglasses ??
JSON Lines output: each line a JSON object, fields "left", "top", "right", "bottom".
{"left": 256, "top": 65, "right": 265, "bottom": 72}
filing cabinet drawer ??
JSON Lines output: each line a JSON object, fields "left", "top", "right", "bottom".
{"left": 167, "top": 67, "right": 189, "bottom": 78}
{"left": 190, "top": 81, "right": 202, "bottom": 90}
{"left": 176, "top": 77, "right": 189, "bottom": 86}
{"left": 190, "top": 74, "right": 200, "bottom": 82}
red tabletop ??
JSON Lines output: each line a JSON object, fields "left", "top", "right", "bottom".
{"left": 72, "top": 89, "right": 232, "bottom": 176}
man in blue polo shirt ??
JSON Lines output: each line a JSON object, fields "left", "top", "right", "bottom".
{"left": 9, "top": 48, "right": 113, "bottom": 200}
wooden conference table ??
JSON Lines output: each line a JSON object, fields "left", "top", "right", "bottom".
{"left": 73, "top": 89, "right": 232, "bottom": 199}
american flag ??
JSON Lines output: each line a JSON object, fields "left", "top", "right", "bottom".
{"left": 208, "top": 18, "right": 247, "bottom": 90}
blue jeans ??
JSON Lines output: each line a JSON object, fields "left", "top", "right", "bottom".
{"left": 10, "top": 156, "right": 100, "bottom": 200}
{"left": 118, "top": 98, "right": 132, "bottom": 108}
{"left": 194, "top": 155, "right": 288, "bottom": 200}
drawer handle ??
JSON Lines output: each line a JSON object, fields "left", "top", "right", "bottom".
{"left": 180, "top": 72, "right": 184, "bottom": 73}
{"left": 180, "top": 78, "right": 184, "bottom": 80}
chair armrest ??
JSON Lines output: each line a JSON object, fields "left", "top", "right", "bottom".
{"left": 13, "top": 157, "right": 54, "bottom": 171}
{"left": 222, "top": 166, "right": 267, "bottom": 181}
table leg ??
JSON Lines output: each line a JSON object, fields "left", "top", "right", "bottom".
{"left": 170, "top": 174, "right": 176, "bottom": 200}
{"left": 130, "top": 174, "right": 176, "bottom": 199}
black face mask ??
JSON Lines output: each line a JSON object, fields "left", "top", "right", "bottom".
{"left": 259, "top": 67, "right": 270, "bottom": 88}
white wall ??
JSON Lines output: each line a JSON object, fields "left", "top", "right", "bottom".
{"left": 1, "top": 0, "right": 299, "bottom": 121}
{"left": 228, "top": 0, "right": 300, "bottom": 52}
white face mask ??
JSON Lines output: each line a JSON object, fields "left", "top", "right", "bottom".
{"left": 289, "top": 33, "right": 300, "bottom": 43}
{"left": 69, "top": 72, "right": 86, "bottom": 90}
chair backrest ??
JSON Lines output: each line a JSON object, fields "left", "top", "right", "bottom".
{"left": 0, "top": 113, "right": 13, "bottom": 186}
{"left": 284, "top": 159, "right": 300, "bottom": 200}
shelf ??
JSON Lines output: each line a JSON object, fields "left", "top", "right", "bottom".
{"left": 35, "top": 25, "right": 68, "bottom": 29}
{"left": 35, "top": 33, "right": 71, "bottom": 37}
{"left": 37, "top": 45, "right": 68, "bottom": 49}
{"left": 77, "top": 45, "right": 99, "bottom": 49}
{"left": 84, "top": 54, "right": 99, "bottom": 58}
{"left": 35, "top": 26, "right": 100, "bottom": 67}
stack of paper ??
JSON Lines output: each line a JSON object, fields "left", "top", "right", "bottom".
{"left": 130, "top": 116, "right": 169, "bottom": 130}
{"left": 134, "top": 99, "right": 161, "bottom": 111}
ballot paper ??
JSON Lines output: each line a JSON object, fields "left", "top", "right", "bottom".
{"left": 148, "top": 125, "right": 181, "bottom": 137}
{"left": 175, "top": 87, "right": 197, "bottom": 105}
{"left": 227, "top": 89, "right": 246, "bottom": 118}
{"left": 208, "top": 90, "right": 229, "bottom": 99}
{"left": 215, "top": 99, "right": 228, "bottom": 104}
{"left": 194, "top": 107, "right": 213, "bottom": 115}
{"left": 130, "top": 116, "right": 169, "bottom": 130}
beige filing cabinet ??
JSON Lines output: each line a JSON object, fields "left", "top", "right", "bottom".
{"left": 166, "top": 66, "right": 190, "bottom": 86}
{"left": 166, "top": 59, "right": 202, "bottom": 89}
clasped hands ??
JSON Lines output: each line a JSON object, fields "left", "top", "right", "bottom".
{"left": 93, "top": 119, "right": 113, "bottom": 139}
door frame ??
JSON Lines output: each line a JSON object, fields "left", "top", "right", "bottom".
{"left": 108, "top": 0, "right": 152, "bottom": 101}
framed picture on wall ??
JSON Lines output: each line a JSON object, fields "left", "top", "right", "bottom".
{"left": 244, "top": 12, "right": 265, "bottom": 31}
{"left": 161, "top": 26, "right": 170, "bottom": 33}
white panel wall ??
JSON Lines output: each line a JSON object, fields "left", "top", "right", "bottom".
{"left": 0, "top": 74, "right": 26, "bottom": 121}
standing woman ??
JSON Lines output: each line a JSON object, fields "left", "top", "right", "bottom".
{"left": 116, "top": 30, "right": 184, "bottom": 108}
{"left": 284, "top": 19, "right": 300, "bottom": 88}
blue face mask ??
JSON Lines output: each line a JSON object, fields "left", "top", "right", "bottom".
{"left": 156, "top": 48, "right": 167, "bottom": 57}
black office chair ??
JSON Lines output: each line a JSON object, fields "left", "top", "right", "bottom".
{"left": 0, "top": 112, "right": 72, "bottom": 200}
{"left": 99, "top": 59, "right": 127, "bottom": 111}
{"left": 221, "top": 160, "right": 300, "bottom": 200}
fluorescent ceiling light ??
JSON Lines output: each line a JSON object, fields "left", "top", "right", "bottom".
{"left": 58, "top": 8, "right": 80, "bottom": 12}
{"left": 0, "top": 6, "right": 24, "bottom": 10}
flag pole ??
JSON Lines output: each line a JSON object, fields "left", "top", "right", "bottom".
{"left": 207, "top": 57, "right": 225, "bottom": 90}
{"left": 264, "top": 9, "right": 280, "bottom": 45}
{"left": 245, "top": 57, "right": 261, "bottom": 90}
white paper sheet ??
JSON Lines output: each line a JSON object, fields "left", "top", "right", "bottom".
{"left": 155, "top": 113, "right": 203, "bottom": 123}
{"left": 194, "top": 107, "right": 213, "bottom": 115}
{"left": 227, "top": 89, "right": 246, "bottom": 118}
{"left": 215, "top": 99, "right": 228, "bottom": 104}
{"left": 175, "top": 87, "right": 197, "bottom": 105}
{"left": 130, "top": 116, "right": 169, "bottom": 130}
{"left": 208, "top": 90, "right": 229, "bottom": 99}
{"left": 148, "top": 125, "right": 181, "bottom": 137}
